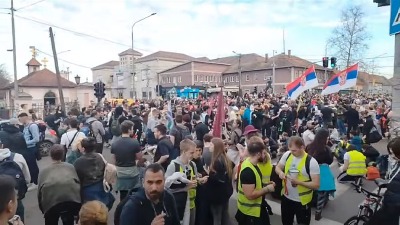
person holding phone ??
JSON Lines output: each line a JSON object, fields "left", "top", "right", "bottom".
{"left": 120, "top": 163, "right": 180, "bottom": 225}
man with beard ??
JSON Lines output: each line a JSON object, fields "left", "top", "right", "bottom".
{"left": 236, "top": 138, "right": 276, "bottom": 225}
{"left": 120, "top": 163, "right": 180, "bottom": 225}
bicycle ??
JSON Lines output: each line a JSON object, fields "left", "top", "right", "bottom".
{"left": 344, "top": 178, "right": 388, "bottom": 225}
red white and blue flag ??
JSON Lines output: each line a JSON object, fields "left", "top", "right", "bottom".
{"left": 286, "top": 65, "right": 319, "bottom": 100}
{"left": 321, "top": 63, "right": 359, "bottom": 95}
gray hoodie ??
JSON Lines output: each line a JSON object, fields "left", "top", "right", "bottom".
{"left": 85, "top": 117, "right": 105, "bottom": 143}
{"left": 165, "top": 157, "right": 198, "bottom": 193}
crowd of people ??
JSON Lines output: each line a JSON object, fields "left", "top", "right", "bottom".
{"left": 0, "top": 91, "right": 399, "bottom": 225}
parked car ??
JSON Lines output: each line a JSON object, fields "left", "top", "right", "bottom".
{"left": 0, "top": 120, "right": 59, "bottom": 157}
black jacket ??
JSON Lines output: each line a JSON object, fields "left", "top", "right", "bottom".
{"left": 383, "top": 167, "right": 400, "bottom": 207}
{"left": 345, "top": 108, "right": 359, "bottom": 125}
{"left": 204, "top": 156, "right": 233, "bottom": 205}
{"left": 120, "top": 188, "right": 180, "bottom": 225}
{"left": 0, "top": 125, "right": 27, "bottom": 155}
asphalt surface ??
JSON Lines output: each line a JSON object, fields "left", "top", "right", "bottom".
{"left": 22, "top": 139, "right": 389, "bottom": 225}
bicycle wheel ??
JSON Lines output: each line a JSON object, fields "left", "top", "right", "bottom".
{"left": 344, "top": 216, "right": 369, "bottom": 225}
{"left": 361, "top": 207, "right": 374, "bottom": 217}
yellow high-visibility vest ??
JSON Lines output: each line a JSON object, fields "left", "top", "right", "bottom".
{"left": 175, "top": 162, "right": 197, "bottom": 209}
{"left": 347, "top": 151, "right": 367, "bottom": 176}
{"left": 237, "top": 159, "right": 262, "bottom": 217}
{"left": 282, "top": 153, "right": 313, "bottom": 206}
{"left": 258, "top": 160, "right": 273, "bottom": 185}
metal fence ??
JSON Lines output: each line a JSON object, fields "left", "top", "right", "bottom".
{"left": 0, "top": 101, "right": 80, "bottom": 120}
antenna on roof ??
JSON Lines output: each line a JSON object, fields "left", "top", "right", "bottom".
{"left": 283, "top": 28, "right": 286, "bottom": 54}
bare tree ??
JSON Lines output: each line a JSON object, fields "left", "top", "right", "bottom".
{"left": 328, "top": 5, "right": 371, "bottom": 68}
{"left": 0, "top": 64, "right": 11, "bottom": 88}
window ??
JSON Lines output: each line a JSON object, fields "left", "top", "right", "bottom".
{"left": 264, "top": 73, "right": 268, "bottom": 80}
{"left": 194, "top": 75, "right": 198, "bottom": 82}
{"left": 178, "top": 76, "right": 182, "bottom": 83}
{"left": 236, "top": 75, "right": 239, "bottom": 82}
{"left": 149, "top": 91, "right": 152, "bottom": 99}
{"left": 246, "top": 75, "right": 249, "bottom": 81}
{"left": 118, "top": 92, "right": 123, "bottom": 99}
{"left": 130, "top": 57, "right": 132, "bottom": 60}
{"left": 230, "top": 76, "right": 234, "bottom": 82}
{"left": 205, "top": 76, "right": 208, "bottom": 82}
{"left": 254, "top": 73, "right": 258, "bottom": 81}
{"left": 200, "top": 75, "right": 203, "bottom": 82}
{"left": 142, "top": 92, "right": 147, "bottom": 98}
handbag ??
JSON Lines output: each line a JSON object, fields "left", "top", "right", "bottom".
{"left": 98, "top": 153, "right": 117, "bottom": 192}
{"left": 369, "top": 126, "right": 382, "bottom": 144}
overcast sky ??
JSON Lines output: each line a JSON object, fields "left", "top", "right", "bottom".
{"left": 0, "top": 0, "right": 394, "bottom": 83}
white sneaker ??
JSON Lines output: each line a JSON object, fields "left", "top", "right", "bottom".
{"left": 27, "top": 184, "right": 37, "bottom": 191}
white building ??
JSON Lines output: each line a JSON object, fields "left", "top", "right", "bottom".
{"left": 91, "top": 50, "right": 195, "bottom": 100}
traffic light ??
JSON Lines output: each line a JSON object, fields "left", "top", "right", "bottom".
{"left": 94, "top": 81, "right": 106, "bottom": 99}
{"left": 330, "top": 57, "right": 337, "bottom": 68}
{"left": 322, "top": 57, "right": 329, "bottom": 68}
{"left": 373, "top": 0, "right": 390, "bottom": 7}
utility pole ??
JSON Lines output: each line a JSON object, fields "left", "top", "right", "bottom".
{"left": 393, "top": 34, "right": 400, "bottom": 117}
{"left": 11, "top": 0, "right": 18, "bottom": 103}
{"left": 49, "top": 27, "right": 66, "bottom": 113}
{"left": 272, "top": 50, "right": 277, "bottom": 93}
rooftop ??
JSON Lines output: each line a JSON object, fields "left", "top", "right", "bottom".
{"left": 118, "top": 48, "right": 143, "bottom": 57}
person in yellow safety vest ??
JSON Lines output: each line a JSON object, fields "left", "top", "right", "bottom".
{"left": 275, "top": 136, "right": 321, "bottom": 225}
{"left": 335, "top": 136, "right": 350, "bottom": 164}
{"left": 337, "top": 144, "right": 367, "bottom": 183}
{"left": 164, "top": 139, "right": 208, "bottom": 225}
{"left": 236, "top": 139, "right": 276, "bottom": 225}
{"left": 257, "top": 142, "right": 274, "bottom": 216}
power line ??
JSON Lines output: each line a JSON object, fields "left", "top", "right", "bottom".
{"left": 16, "top": 0, "right": 46, "bottom": 11}
{"left": 35, "top": 49, "right": 92, "bottom": 69}
{"left": 14, "top": 14, "right": 151, "bottom": 52}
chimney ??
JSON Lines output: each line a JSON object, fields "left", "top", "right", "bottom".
{"left": 288, "top": 50, "right": 292, "bottom": 57}
{"left": 265, "top": 54, "right": 269, "bottom": 62}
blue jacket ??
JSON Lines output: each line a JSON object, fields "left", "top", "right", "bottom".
{"left": 120, "top": 188, "right": 180, "bottom": 225}
{"left": 23, "top": 123, "right": 40, "bottom": 148}
{"left": 243, "top": 107, "right": 252, "bottom": 124}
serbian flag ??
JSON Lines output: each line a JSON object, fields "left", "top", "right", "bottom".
{"left": 212, "top": 88, "right": 224, "bottom": 138}
{"left": 286, "top": 65, "right": 319, "bottom": 100}
{"left": 321, "top": 64, "right": 359, "bottom": 95}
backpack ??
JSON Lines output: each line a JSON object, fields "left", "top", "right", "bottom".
{"left": 114, "top": 188, "right": 139, "bottom": 225}
{"left": 367, "top": 166, "right": 380, "bottom": 180}
{"left": 173, "top": 125, "right": 191, "bottom": 148}
{"left": 111, "top": 116, "right": 122, "bottom": 136}
{"left": 81, "top": 121, "right": 95, "bottom": 137}
{"left": 0, "top": 153, "right": 27, "bottom": 200}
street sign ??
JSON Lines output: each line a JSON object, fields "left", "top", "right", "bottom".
{"left": 390, "top": 0, "right": 400, "bottom": 35}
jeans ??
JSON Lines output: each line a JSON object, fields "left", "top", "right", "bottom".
{"left": 210, "top": 202, "right": 230, "bottom": 225}
{"left": 337, "top": 119, "right": 346, "bottom": 136}
{"left": 44, "top": 202, "right": 81, "bottom": 225}
{"left": 281, "top": 196, "right": 311, "bottom": 225}
{"left": 24, "top": 147, "right": 39, "bottom": 184}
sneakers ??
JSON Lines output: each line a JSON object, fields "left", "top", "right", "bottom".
{"left": 27, "top": 183, "right": 37, "bottom": 192}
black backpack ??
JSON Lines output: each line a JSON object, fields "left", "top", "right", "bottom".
{"left": 114, "top": 188, "right": 139, "bottom": 225}
{"left": 0, "top": 153, "right": 28, "bottom": 200}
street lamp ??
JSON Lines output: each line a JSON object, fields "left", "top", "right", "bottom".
{"left": 74, "top": 74, "right": 81, "bottom": 85}
{"left": 131, "top": 13, "right": 157, "bottom": 50}
{"left": 130, "top": 12, "right": 156, "bottom": 99}
{"left": 233, "top": 51, "right": 242, "bottom": 97}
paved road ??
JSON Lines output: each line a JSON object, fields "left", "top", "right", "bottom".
{"left": 23, "top": 139, "right": 389, "bottom": 225}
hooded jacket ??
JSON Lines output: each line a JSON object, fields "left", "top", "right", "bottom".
{"left": 85, "top": 117, "right": 105, "bottom": 143}
{"left": 0, "top": 125, "right": 28, "bottom": 155}
{"left": 0, "top": 148, "right": 31, "bottom": 184}
{"left": 119, "top": 188, "right": 180, "bottom": 225}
